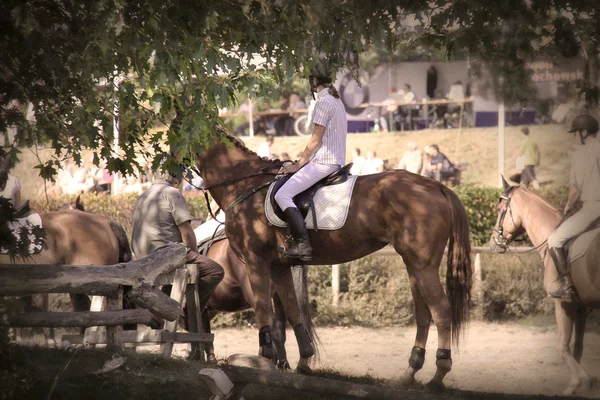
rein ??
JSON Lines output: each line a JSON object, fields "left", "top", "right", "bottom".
{"left": 195, "top": 164, "right": 284, "bottom": 221}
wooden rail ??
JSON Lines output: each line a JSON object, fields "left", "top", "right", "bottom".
{"left": 0, "top": 244, "right": 198, "bottom": 352}
{"left": 330, "top": 245, "right": 536, "bottom": 311}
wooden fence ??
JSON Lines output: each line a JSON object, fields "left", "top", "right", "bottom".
{"left": 1, "top": 243, "right": 213, "bottom": 358}
{"left": 330, "top": 245, "right": 536, "bottom": 316}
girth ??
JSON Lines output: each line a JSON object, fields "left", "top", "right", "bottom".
{"left": 270, "top": 163, "right": 353, "bottom": 231}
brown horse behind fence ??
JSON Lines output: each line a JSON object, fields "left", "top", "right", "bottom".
{"left": 1, "top": 206, "right": 132, "bottom": 344}
{"left": 195, "top": 128, "right": 472, "bottom": 391}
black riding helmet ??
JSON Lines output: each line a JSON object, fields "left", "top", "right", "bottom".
{"left": 308, "top": 50, "right": 359, "bottom": 96}
{"left": 569, "top": 114, "right": 599, "bottom": 145}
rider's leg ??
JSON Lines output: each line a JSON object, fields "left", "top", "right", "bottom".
{"left": 274, "top": 162, "right": 339, "bottom": 260}
{"left": 547, "top": 201, "right": 600, "bottom": 299}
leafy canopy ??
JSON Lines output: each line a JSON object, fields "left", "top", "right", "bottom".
{"left": 0, "top": 0, "right": 598, "bottom": 175}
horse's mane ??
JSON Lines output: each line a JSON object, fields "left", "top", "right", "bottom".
{"left": 216, "top": 128, "right": 282, "bottom": 165}
{"left": 518, "top": 185, "right": 561, "bottom": 214}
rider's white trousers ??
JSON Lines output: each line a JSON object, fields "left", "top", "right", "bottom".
{"left": 275, "top": 162, "right": 340, "bottom": 211}
{"left": 547, "top": 200, "right": 600, "bottom": 248}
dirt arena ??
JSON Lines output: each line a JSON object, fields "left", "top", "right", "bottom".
{"left": 178, "top": 321, "right": 600, "bottom": 398}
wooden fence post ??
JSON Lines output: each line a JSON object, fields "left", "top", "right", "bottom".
{"left": 106, "top": 288, "right": 124, "bottom": 352}
{"left": 331, "top": 265, "right": 340, "bottom": 308}
{"left": 161, "top": 268, "right": 189, "bottom": 358}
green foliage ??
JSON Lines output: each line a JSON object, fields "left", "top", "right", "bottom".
{"left": 480, "top": 253, "right": 554, "bottom": 319}
{"left": 30, "top": 192, "right": 208, "bottom": 238}
{"left": 453, "top": 185, "right": 567, "bottom": 246}
{"left": 455, "top": 186, "right": 503, "bottom": 247}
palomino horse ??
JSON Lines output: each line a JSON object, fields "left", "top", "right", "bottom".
{"left": 195, "top": 129, "right": 472, "bottom": 390}
{"left": 2, "top": 207, "right": 132, "bottom": 344}
{"left": 194, "top": 233, "right": 317, "bottom": 372}
{"left": 490, "top": 180, "right": 599, "bottom": 395}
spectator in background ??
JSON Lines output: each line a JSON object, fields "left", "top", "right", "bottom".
{"left": 257, "top": 135, "right": 275, "bottom": 159}
{"left": 350, "top": 148, "right": 365, "bottom": 176}
{"left": 446, "top": 80, "right": 465, "bottom": 115}
{"left": 234, "top": 98, "right": 257, "bottom": 136}
{"left": 285, "top": 92, "right": 307, "bottom": 136}
{"left": 510, "top": 127, "right": 540, "bottom": 189}
{"left": 362, "top": 151, "right": 384, "bottom": 175}
{"left": 397, "top": 141, "right": 423, "bottom": 174}
{"left": 0, "top": 151, "right": 22, "bottom": 207}
{"left": 280, "top": 152, "right": 291, "bottom": 161}
{"left": 422, "top": 144, "right": 456, "bottom": 181}
{"left": 275, "top": 94, "right": 293, "bottom": 136}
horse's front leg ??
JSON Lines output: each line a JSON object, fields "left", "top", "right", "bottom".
{"left": 272, "top": 292, "right": 290, "bottom": 370}
{"left": 270, "top": 264, "right": 315, "bottom": 362}
{"left": 245, "top": 254, "right": 275, "bottom": 359}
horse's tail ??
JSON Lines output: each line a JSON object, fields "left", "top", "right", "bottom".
{"left": 109, "top": 221, "right": 132, "bottom": 263}
{"left": 292, "top": 266, "right": 321, "bottom": 364}
{"left": 441, "top": 186, "right": 472, "bottom": 348}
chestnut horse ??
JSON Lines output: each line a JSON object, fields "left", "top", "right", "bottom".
{"left": 195, "top": 129, "right": 472, "bottom": 390}
{"left": 490, "top": 180, "right": 600, "bottom": 395}
{"left": 199, "top": 236, "right": 317, "bottom": 372}
{"left": 2, "top": 207, "right": 132, "bottom": 345}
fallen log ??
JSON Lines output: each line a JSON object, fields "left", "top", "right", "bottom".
{"left": 220, "top": 365, "right": 440, "bottom": 400}
{"left": 125, "top": 283, "right": 181, "bottom": 321}
{"left": 0, "top": 244, "right": 186, "bottom": 296}
{"left": 62, "top": 331, "right": 214, "bottom": 345}
{"left": 6, "top": 310, "right": 152, "bottom": 328}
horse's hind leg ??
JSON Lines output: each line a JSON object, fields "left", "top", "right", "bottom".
{"left": 556, "top": 300, "right": 590, "bottom": 395}
{"left": 272, "top": 292, "right": 290, "bottom": 370}
{"left": 409, "top": 265, "right": 452, "bottom": 392}
{"left": 399, "top": 273, "right": 432, "bottom": 387}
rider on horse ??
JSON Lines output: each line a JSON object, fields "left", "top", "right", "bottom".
{"left": 547, "top": 114, "right": 600, "bottom": 300}
{"left": 275, "top": 59, "right": 348, "bottom": 261}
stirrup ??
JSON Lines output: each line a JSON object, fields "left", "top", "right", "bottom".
{"left": 277, "top": 244, "right": 312, "bottom": 261}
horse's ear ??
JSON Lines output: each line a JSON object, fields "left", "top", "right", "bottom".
{"left": 501, "top": 175, "right": 511, "bottom": 194}
{"left": 74, "top": 195, "right": 84, "bottom": 211}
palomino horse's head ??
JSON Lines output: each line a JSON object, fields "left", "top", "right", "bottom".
{"left": 490, "top": 177, "right": 526, "bottom": 253}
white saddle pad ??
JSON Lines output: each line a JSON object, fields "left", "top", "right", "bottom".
{"left": 265, "top": 175, "right": 358, "bottom": 230}
{"left": 194, "top": 212, "right": 226, "bottom": 244}
{"left": 568, "top": 226, "right": 600, "bottom": 263}
{"left": 1, "top": 212, "right": 43, "bottom": 255}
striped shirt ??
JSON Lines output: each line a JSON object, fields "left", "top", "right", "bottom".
{"left": 311, "top": 87, "right": 347, "bottom": 166}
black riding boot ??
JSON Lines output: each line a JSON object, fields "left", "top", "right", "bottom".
{"left": 279, "top": 207, "right": 312, "bottom": 261}
{"left": 548, "top": 247, "right": 573, "bottom": 300}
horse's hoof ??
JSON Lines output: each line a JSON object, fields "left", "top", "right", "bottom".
{"left": 425, "top": 381, "right": 446, "bottom": 394}
{"left": 397, "top": 375, "right": 416, "bottom": 388}
{"left": 296, "top": 364, "right": 312, "bottom": 375}
{"left": 276, "top": 359, "right": 291, "bottom": 371}
{"left": 206, "top": 354, "right": 217, "bottom": 364}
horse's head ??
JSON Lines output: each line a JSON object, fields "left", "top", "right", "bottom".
{"left": 490, "top": 176, "right": 526, "bottom": 253}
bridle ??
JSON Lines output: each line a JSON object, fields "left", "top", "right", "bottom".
{"left": 492, "top": 188, "right": 525, "bottom": 253}
{"left": 185, "top": 162, "right": 285, "bottom": 222}
{"left": 492, "top": 187, "right": 548, "bottom": 255}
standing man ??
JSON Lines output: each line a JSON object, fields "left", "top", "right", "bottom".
{"left": 547, "top": 114, "right": 600, "bottom": 300}
{"left": 257, "top": 135, "right": 275, "bottom": 160}
{"left": 513, "top": 127, "right": 540, "bottom": 189}
{"left": 274, "top": 60, "right": 348, "bottom": 261}
{"left": 132, "top": 167, "right": 224, "bottom": 311}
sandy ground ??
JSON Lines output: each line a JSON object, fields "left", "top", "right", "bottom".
{"left": 169, "top": 322, "right": 600, "bottom": 398}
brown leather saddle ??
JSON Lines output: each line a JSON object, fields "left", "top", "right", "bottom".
{"left": 270, "top": 163, "right": 353, "bottom": 231}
